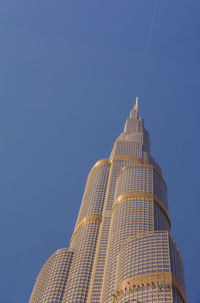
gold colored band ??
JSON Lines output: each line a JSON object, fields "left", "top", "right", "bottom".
{"left": 118, "top": 163, "right": 166, "bottom": 189}
{"left": 118, "top": 163, "right": 152, "bottom": 175}
{"left": 87, "top": 156, "right": 146, "bottom": 185}
{"left": 113, "top": 193, "right": 171, "bottom": 226}
{"left": 71, "top": 215, "right": 102, "bottom": 242}
{"left": 111, "top": 272, "right": 187, "bottom": 303}
{"left": 86, "top": 157, "right": 167, "bottom": 190}
{"left": 87, "top": 159, "right": 111, "bottom": 181}
{"left": 112, "top": 156, "right": 167, "bottom": 189}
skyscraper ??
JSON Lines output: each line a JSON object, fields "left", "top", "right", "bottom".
{"left": 29, "top": 99, "right": 187, "bottom": 303}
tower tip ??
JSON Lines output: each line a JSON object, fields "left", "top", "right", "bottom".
{"left": 134, "top": 96, "right": 139, "bottom": 112}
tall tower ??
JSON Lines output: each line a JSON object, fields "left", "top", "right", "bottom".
{"left": 29, "top": 100, "right": 187, "bottom": 303}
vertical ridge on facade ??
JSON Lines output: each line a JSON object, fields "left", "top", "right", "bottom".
{"left": 29, "top": 99, "right": 187, "bottom": 303}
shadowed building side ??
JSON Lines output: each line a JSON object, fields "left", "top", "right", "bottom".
{"left": 62, "top": 162, "right": 110, "bottom": 302}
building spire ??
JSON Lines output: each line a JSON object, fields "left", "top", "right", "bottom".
{"left": 129, "top": 96, "right": 139, "bottom": 120}
{"left": 133, "top": 96, "right": 139, "bottom": 112}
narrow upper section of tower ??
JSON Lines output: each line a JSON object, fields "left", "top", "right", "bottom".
{"left": 130, "top": 97, "right": 139, "bottom": 119}
{"left": 123, "top": 96, "right": 146, "bottom": 137}
{"left": 134, "top": 96, "right": 139, "bottom": 112}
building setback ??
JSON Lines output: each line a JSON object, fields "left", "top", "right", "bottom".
{"left": 29, "top": 99, "right": 187, "bottom": 303}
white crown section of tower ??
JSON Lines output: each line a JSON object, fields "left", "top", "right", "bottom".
{"left": 29, "top": 98, "right": 187, "bottom": 303}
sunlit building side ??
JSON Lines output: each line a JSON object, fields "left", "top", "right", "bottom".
{"left": 29, "top": 99, "right": 187, "bottom": 303}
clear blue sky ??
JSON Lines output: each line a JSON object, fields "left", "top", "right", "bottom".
{"left": 1, "top": 1, "right": 200, "bottom": 302}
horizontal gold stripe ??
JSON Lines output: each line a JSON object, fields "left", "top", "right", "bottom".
{"left": 87, "top": 159, "right": 110, "bottom": 181}
{"left": 111, "top": 272, "right": 187, "bottom": 303}
{"left": 91, "top": 159, "right": 111, "bottom": 171}
{"left": 118, "top": 163, "right": 167, "bottom": 190}
{"left": 113, "top": 193, "right": 171, "bottom": 226}
{"left": 119, "top": 163, "right": 152, "bottom": 175}
{"left": 71, "top": 215, "right": 102, "bottom": 242}
{"left": 112, "top": 156, "right": 167, "bottom": 189}
{"left": 86, "top": 156, "right": 167, "bottom": 190}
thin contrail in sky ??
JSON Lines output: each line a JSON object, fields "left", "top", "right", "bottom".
{"left": 132, "top": 0, "right": 158, "bottom": 102}
{"left": 144, "top": 0, "right": 159, "bottom": 58}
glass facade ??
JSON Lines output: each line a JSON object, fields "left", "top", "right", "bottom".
{"left": 29, "top": 249, "right": 73, "bottom": 303}
{"left": 29, "top": 100, "right": 187, "bottom": 303}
